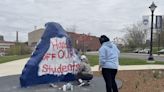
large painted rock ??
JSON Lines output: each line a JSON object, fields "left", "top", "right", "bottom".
{"left": 20, "top": 22, "right": 81, "bottom": 87}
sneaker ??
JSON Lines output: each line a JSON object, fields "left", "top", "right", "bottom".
{"left": 78, "top": 79, "right": 83, "bottom": 83}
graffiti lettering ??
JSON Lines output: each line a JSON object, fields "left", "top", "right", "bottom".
{"left": 41, "top": 63, "right": 80, "bottom": 74}
{"left": 43, "top": 50, "right": 72, "bottom": 61}
{"left": 51, "top": 39, "right": 67, "bottom": 50}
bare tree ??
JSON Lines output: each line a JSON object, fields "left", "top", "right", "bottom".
{"left": 160, "top": 18, "right": 164, "bottom": 48}
{"left": 65, "top": 25, "right": 78, "bottom": 48}
{"left": 123, "top": 22, "right": 148, "bottom": 49}
{"left": 154, "top": 28, "right": 164, "bottom": 48}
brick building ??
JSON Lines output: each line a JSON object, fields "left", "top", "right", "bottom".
{"left": 68, "top": 32, "right": 100, "bottom": 51}
{"left": 28, "top": 29, "right": 100, "bottom": 51}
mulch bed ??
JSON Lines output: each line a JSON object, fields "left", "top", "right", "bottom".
{"left": 93, "top": 69, "right": 164, "bottom": 92}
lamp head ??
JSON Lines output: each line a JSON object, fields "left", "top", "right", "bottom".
{"left": 149, "top": 2, "right": 157, "bottom": 12}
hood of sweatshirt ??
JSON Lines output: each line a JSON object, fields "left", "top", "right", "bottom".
{"left": 102, "top": 41, "right": 113, "bottom": 48}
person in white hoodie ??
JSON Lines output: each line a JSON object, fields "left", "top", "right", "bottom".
{"left": 99, "top": 35, "right": 120, "bottom": 92}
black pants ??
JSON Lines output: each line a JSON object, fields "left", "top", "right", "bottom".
{"left": 102, "top": 68, "right": 118, "bottom": 92}
{"left": 76, "top": 72, "right": 93, "bottom": 81}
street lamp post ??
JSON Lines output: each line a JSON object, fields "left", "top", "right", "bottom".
{"left": 148, "top": 2, "right": 157, "bottom": 61}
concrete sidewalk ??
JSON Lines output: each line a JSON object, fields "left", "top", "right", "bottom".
{"left": 0, "top": 58, "right": 29, "bottom": 77}
{"left": 0, "top": 58, "right": 164, "bottom": 77}
{"left": 92, "top": 65, "right": 164, "bottom": 71}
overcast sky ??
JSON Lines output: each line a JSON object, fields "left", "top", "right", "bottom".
{"left": 0, "top": 0, "right": 163, "bottom": 42}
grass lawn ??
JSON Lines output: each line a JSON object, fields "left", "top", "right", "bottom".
{"left": 0, "top": 54, "right": 164, "bottom": 66}
{"left": 87, "top": 55, "right": 164, "bottom": 66}
{"left": 0, "top": 55, "right": 30, "bottom": 64}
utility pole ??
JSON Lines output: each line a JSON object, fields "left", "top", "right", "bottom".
{"left": 16, "top": 31, "right": 19, "bottom": 43}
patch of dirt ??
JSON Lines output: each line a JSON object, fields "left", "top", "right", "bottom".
{"left": 94, "top": 69, "right": 164, "bottom": 92}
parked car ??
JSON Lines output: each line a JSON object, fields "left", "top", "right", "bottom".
{"left": 157, "top": 49, "right": 164, "bottom": 54}
{"left": 138, "top": 48, "right": 150, "bottom": 54}
{"left": 133, "top": 48, "right": 142, "bottom": 53}
{"left": 142, "top": 48, "right": 150, "bottom": 54}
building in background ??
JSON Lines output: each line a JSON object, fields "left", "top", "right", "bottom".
{"left": 68, "top": 32, "right": 100, "bottom": 51}
{"left": 0, "top": 35, "right": 4, "bottom": 41}
{"left": 28, "top": 28, "right": 44, "bottom": 48}
{"left": 28, "top": 29, "right": 100, "bottom": 51}
{"left": 0, "top": 35, "right": 15, "bottom": 56}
